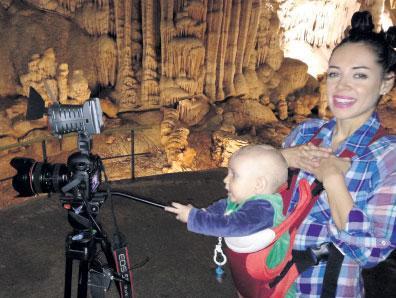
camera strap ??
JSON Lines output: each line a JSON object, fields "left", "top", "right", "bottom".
{"left": 113, "top": 232, "right": 134, "bottom": 298}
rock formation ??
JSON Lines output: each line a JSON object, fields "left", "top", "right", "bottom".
{"left": 1, "top": 0, "right": 396, "bottom": 208}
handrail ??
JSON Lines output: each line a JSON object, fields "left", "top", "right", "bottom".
{"left": 0, "top": 124, "right": 159, "bottom": 152}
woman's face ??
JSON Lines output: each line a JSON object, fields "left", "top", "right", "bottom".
{"left": 326, "top": 42, "right": 391, "bottom": 126}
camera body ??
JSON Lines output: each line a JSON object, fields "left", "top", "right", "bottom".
{"left": 11, "top": 152, "right": 101, "bottom": 197}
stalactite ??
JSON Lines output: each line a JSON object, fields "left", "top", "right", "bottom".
{"left": 265, "top": 17, "right": 283, "bottom": 71}
{"left": 279, "top": 0, "right": 360, "bottom": 48}
{"left": 57, "top": 0, "right": 84, "bottom": 13}
{"left": 235, "top": 0, "right": 251, "bottom": 74}
{"left": 95, "top": 36, "right": 117, "bottom": 86}
{"left": 175, "top": 77, "right": 198, "bottom": 94}
{"left": 255, "top": 3, "right": 272, "bottom": 66}
{"left": 223, "top": 0, "right": 241, "bottom": 97}
{"left": 177, "top": 95, "right": 210, "bottom": 126}
{"left": 204, "top": 0, "right": 224, "bottom": 101}
{"left": 186, "top": 0, "right": 207, "bottom": 23}
{"left": 215, "top": 0, "right": 232, "bottom": 101}
{"left": 141, "top": 0, "right": 160, "bottom": 107}
{"left": 113, "top": 0, "right": 141, "bottom": 111}
{"left": 243, "top": 0, "right": 260, "bottom": 71}
{"left": 108, "top": 0, "right": 116, "bottom": 35}
{"left": 160, "top": 0, "right": 175, "bottom": 78}
{"left": 160, "top": 1, "right": 207, "bottom": 107}
{"left": 76, "top": 2, "right": 110, "bottom": 36}
{"left": 93, "top": 0, "right": 109, "bottom": 8}
{"left": 167, "top": 38, "right": 205, "bottom": 80}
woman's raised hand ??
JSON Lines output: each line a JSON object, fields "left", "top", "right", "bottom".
{"left": 280, "top": 143, "right": 332, "bottom": 173}
{"left": 311, "top": 155, "right": 351, "bottom": 184}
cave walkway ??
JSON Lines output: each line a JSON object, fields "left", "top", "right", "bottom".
{"left": 0, "top": 168, "right": 236, "bottom": 298}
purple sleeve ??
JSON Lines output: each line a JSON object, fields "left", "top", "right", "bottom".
{"left": 187, "top": 199, "right": 275, "bottom": 237}
{"left": 204, "top": 198, "right": 229, "bottom": 215}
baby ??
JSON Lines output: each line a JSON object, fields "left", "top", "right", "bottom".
{"left": 165, "top": 145, "right": 291, "bottom": 297}
{"left": 165, "top": 144, "right": 288, "bottom": 238}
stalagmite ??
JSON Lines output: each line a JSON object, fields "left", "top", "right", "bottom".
{"left": 57, "top": 63, "right": 69, "bottom": 104}
{"left": 211, "top": 130, "right": 252, "bottom": 167}
{"left": 68, "top": 70, "right": 91, "bottom": 104}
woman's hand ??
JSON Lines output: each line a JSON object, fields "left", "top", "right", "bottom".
{"left": 311, "top": 155, "right": 351, "bottom": 183}
{"left": 280, "top": 143, "right": 332, "bottom": 172}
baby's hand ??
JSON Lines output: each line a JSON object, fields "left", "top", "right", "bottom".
{"left": 164, "top": 202, "right": 194, "bottom": 223}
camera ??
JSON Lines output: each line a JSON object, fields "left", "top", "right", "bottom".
{"left": 10, "top": 153, "right": 101, "bottom": 197}
{"left": 10, "top": 87, "right": 104, "bottom": 197}
{"left": 9, "top": 87, "right": 137, "bottom": 298}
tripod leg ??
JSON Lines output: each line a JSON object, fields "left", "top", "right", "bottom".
{"left": 78, "top": 260, "right": 89, "bottom": 298}
{"left": 64, "top": 256, "right": 73, "bottom": 298}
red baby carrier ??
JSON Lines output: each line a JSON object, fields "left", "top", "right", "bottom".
{"left": 225, "top": 125, "right": 388, "bottom": 298}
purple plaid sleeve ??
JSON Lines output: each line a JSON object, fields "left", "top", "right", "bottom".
{"left": 328, "top": 137, "right": 396, "bottom": 267}
{"left": 283, "top": 114, "right": 396, "bottom": 297}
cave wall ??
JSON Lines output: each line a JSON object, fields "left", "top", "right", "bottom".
{"left": 1, "top": 0, "right": 391, "bottom": 111}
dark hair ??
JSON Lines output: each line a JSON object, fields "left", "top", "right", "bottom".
{"left": 335, "top": 11, "right": 396, "bottom": 74}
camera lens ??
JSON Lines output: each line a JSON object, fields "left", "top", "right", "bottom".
{"left": 10, "top": 157, "right": 70, "bottom": 197}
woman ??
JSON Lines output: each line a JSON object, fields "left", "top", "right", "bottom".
{"left": 280, "top": 11, "right": 396, "bottom": 297}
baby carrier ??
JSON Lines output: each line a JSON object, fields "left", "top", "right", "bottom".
{"left": 224, "top": 125, "right": 388, "bottom": 298}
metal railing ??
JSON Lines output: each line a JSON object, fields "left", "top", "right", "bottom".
{"left": 0, "top": 124, "right": 161, "bottom": 183}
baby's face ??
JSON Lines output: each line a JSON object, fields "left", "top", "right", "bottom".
{"left": 223, "top": 155, "right": 262, "bottom": 204}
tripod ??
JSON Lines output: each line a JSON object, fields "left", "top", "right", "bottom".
{"left": 58, "top": 132, "right": 167, "bottom": 298}
{"left": 64, "top": 219, "right": 115, "bottom": 297}
{"left": 59, "top": 133, "right": 133, "bottom": 298}
{"left": 62, "top": 186, "right": 125, "bottom": 298}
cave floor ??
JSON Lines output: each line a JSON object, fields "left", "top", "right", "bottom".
{"left": 0, "top": 168, "right": 237, "bottom": 298}
{"left": 0, "top": 167, "right": 391, "bottom": 298}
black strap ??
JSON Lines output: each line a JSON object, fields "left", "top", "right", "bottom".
{"left": 320, "top": 243, "right": 344, "bottom": 298}
{"left": 270, "top": 243, "right": 344, "bottom": 297}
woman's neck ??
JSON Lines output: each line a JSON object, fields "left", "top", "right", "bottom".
{"left": 332, "top": 115, "right": 371, "bottom": 150}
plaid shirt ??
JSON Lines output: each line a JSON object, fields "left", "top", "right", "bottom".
{"left": 283, "top": 113, "right": 396, "bottom": 297}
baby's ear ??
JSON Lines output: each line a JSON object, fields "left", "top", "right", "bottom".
{"left": 255, "top": 176, "right": 268, "bottom": 193}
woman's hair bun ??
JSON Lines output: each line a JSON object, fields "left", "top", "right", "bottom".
{"left": 350, "top": 11, "right": 374, "bottom": 35}
{"left": 385, "top": 26, "right": 396, "bottom": 48}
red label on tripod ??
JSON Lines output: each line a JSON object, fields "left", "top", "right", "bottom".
{"left": 113, "top": 246, "right": 134, "bottom": 298}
